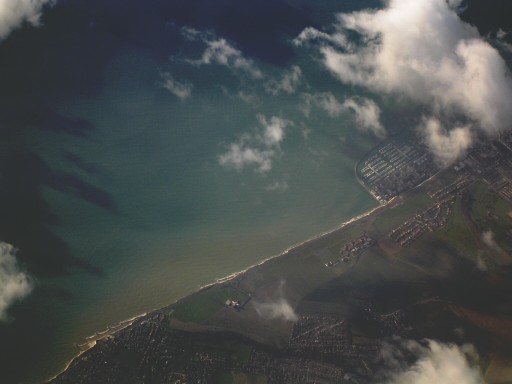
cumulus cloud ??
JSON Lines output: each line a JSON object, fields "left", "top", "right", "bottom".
{"left": 297, "top": 0, "right": 512, "bottom": 163}
{"left": 265, "top": 65, "right": 303, "bottom": 95}
{"left": 252, "top": 281, "right": 297, "bottom": 322}
{"left": 182, "top": 27, "right": 262, "bottom": 79}
{"left": 301, "top": 92, "right": 386, "bottom": 138}
{"left": 0, "top": 242, "right": 33, "bottom": 321}
{"left": 422, "top": 118, "right": 472, "bottom": 167}
{"left": 258, "top": 114, "right": 286, "bottom": 147}
{"left": 343, "top": 97, "right": 386, "bottom": 139}
{"left": 0, "top": 0, "right": 54, "bottom": 40}
{"left": 161, "top": 72, "right": 193, "bottom": 100}
{"left": 218, "top": 115, "right": 290, "bottom": 173}
{"left": 381, "top": 339, "right": 483, "bottom": 384}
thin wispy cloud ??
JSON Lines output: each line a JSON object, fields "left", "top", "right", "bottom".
{"left": 481, "top": 230, "right": 502, "bottom": 252}
{"left": 0, "top": 242, "right": 33, "bottom": 321}
{"left": 252, "top": 280, "right": 297, "bottom": 322}
{"left": 253, "top": 297, "right": 297, "bottom": 321}
{"left": 237, "top": 91, "right": 258, "bottom": 104}
{"left": 496, "top": 29, "right": 512, "bottom": 54}
{"left": 265, "top": 65, "right": 303, "bottom": 95}
{"left": 300, "top": 92, "right": 344, "bottom": 118}
{"left": 265, "top": 180, "right": 289, "bottom": 193}
{"left": 161, "top": 72, "right": 193, "bottom": 100}
{"left": 218, "top": 115, "right": 290, "bottom": 173}
{"left": 301, "top": 92, "right": 386, "bottom": 138}
{"left": 296, "top": 0, "right": 512, "bottom": 165}
{"left": 293, "top": 26, "right": 348, "bottom": 49}
{"left": 0, "top": 0, "right": 54, "bottom": 40}
{"left": 476, "top": 255, "right": 487, "bottom": 271}
{"left": 178, "top": 25, "right": 308, "bottom": 95}
{"left": 181, "top": 27, "right": 262, "bottom": 79}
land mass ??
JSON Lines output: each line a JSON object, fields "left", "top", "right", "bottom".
{"left": 49, "top": 131, "right": 512, "bottom": 384}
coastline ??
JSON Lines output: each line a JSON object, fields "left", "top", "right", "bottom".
{"left": 200, "top": 198, "right": 390, "bottom": 291}
{"left": 80, "top": 312, "right": 148, "bottom": 349}
{"left": 46, "top": 312, "right": 147, "bottom": 383}
{"left": 51, "top": 194, "right": 396, "bottom": 382}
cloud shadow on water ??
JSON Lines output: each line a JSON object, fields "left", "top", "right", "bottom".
{"left": 0, "top": 150, "right": 113, "bottom": 277}
{"left": 0, "top": 0, "right": 140, "bottom": 280}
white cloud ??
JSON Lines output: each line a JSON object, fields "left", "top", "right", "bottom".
{"left": 218, "top": 144, "right": 274, "bottom": 173}
{"left": 253, "top": 297, "right": 297, "bottom": 322}
{"left": 297, "top": 0, "right": 512, "bottom": 162}
{"left": 447, "top": 0, "right": 467, "bottom": 13}
{"left": 180, "top": 26, "right": 202, "bottom": 41}
{"left": 422, "top": 118, "right": 472, "bottom": 166}
{"left": 384, "top": 340, "right": 483, "bottom": 384}
{"left": 252, "top": 281, "right": 297, "bottom": 322}
{"left": 161, "top": 72, "right": 193, "bottom": 100}
{"left": 0, "top": 0, "right": 54, "bottom": 40}
{"left": 481, "top": 230, "right": 502, "bottom": 251}
{"left": 301, "top": 92, "right": 386, "bottom": 138}
{"left": 343, "top": 97, "right": 386, "bottom": 139}
{"left": 265, "top": 180, "right": 289, "bottom": 193}
{"left": 0, "top": 242, "right": 33, "bottom": 321}
{"left": 218, "top": 115, "right": 290, "bottom": 173}
{"left": 293, "top": 26, "right": 348, "bottom": 48}
{"left": 181, "top": 27, "right": 262, "bottom": 79}
{"left": 447, "top": 0, "right": 464, "bottom": 8}
{"left": 258, "top": 114, "right": 286, "bottom": 147}
{"left": 301, "top": 92, "right": 345, "bottom": 118}
{"left": 265, "top": 65, "right": 303, "bottom": 95}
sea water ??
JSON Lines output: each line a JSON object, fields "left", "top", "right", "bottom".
{"left": 0, "top": 1, "right": 385, "bottom": 382}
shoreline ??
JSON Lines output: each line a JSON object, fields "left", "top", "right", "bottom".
{"left": 81, "top": 312, "right": 148, "bottom": 347}
{"left": 50, "top": 186, "right": 396, "bottom": 382}
{"left": 46, "top": 312, "right": 147, "bottom": 383}
{"left": 200, "top": 198, "right": 390, "bottom": 291}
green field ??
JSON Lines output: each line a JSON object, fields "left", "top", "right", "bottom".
{"left": 467, "top": 181, "right": 512, "bottom": 256}
{"left": 172, "top": 286, "right": 249, "bottom": 323}
{"left": 434, "top": 196, "right": 480, "bottom": 260}
{"left": 372, "top": 193, "right": 433, "bottom": 235}
{"left": 164, "top": 172, "right": 512, "bottom": 384}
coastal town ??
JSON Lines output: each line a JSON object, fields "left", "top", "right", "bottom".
{"left": 387, "top": 198, "right": 454, "bottom": 247}
{"left": 52, "top": 311, "right": 381, "bottom": 383}
{"left": 358, "top": 131, "right": 512, "bottom": 206}
{"left": 50, "top": 130, "right": 512, "bottom": 384}
{"left": 357, "top": 139, "right": 439, "bottom": 203}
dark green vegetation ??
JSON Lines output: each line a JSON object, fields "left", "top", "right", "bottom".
{"left": 172, "top": 286, "right": 250, "bottom": 324}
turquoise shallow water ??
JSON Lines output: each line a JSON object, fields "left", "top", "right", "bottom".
{"left": 32, "top": 47, "right": 377, "bottom": 382}
{"left": 0, "top": 2, "right": 387, "bottom": 382}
